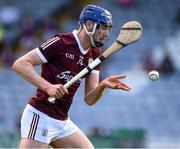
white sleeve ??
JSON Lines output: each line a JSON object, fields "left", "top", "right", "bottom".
{"left": 34, "top": 47, "right": 48, "bottom": 63}
{"left": 91, "top": 70, "right": 100, "bottom": 74}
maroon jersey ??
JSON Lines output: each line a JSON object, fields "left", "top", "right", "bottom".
{"left": 28, "top": 30, "right": 102, "bottom": 120}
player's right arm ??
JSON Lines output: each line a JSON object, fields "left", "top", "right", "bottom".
{"left": 12, "top": 49, "right": 68, "bottom": 99}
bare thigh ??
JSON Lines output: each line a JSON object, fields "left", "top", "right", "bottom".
{"left": 50, "top": 129, "right": 94, "bottom": 148}
{"left": 19, "top": 138, "right": 49, "bottom": 148}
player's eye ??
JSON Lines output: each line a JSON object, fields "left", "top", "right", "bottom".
{"left": 101, "top": 24, "right": 112, "bottom": 30}
{"left": 101, "top": 25, "right": 108, "bottom": 30}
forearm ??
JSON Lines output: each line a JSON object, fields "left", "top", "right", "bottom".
{"left": 13, "top": 59, "right": 51, "bottom": 93}
{"left": 85, "top": 81, "right": 106, "bottom": 105}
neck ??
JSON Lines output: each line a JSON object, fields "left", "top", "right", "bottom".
{"left": 77, "top": 28, "right": 91, "bottom": 50}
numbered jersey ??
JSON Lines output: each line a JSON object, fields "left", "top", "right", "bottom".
{"left": 29, "top": 30, "right": 102, "bottom": 120}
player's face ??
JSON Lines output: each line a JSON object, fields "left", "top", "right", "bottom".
{"left": 93, "top": 24, "right": 112, "bottom": 47}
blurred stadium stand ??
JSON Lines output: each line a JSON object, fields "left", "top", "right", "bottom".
{"left": 0, "top": 0, "right": 180, "bottom": 148}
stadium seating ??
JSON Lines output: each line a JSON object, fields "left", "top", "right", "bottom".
{"left": 0, "top": 0, "right": 180, "bottom": 147}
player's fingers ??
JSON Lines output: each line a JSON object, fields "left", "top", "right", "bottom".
{"left": 55, "top": 91, "right": 62, "bottom": 99}
{"left": 60, "top": 86, "right": 69, "bottom": 94}
{"left": 120, "top": 82, "right": 131, "bottom": 90}
{"left": 117, "top": 85, "right": 131, "bottom": 91}
{"left": 114, "top": 75, "right": 126, "bottom": 79}
{"left": 61, "top": 86, "right": 69, "bottom": 94}
{"left": 57, "top": 88, "right": 65, "bottom": 97}
{"left": 55, "top": 94, "right": 60, "bottom": 99}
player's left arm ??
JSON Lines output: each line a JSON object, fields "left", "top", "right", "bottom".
{"left": 84, "top": 72, "right": 132, "bottom": 105}
{"left": 84, "top": 71, "right": 104, "bottom": 105}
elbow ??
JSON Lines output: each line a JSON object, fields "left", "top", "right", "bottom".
{"left": 12, "top": 59, "right": 24, "bottom": 73}
{"left": 12, "top": 60, "right": 19, "bottom": 72}
{"left": 84, "top": 98, "right": 96, "bottom": 106}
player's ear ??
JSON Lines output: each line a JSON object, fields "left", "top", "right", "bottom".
{"left": 85, "top": 20, "right": 94, "bottom": 31}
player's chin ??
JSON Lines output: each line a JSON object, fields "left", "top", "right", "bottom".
{"left": 94, "top": 41, "right": 104, "bottom": 47}
{"left": 95, "top": 37, "right": 109, "bottom": 47}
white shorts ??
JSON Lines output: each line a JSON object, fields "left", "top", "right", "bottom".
{"left": 21, "top": 104, "right": 79, "bottom": 144}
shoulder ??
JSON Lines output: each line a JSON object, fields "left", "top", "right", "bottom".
{"left": 40, "top": 32, "right": 75, "bottom": 49}
{"left": 56, "top": 32, "right": 76, "bottom": 45}
{"left": 56, "top": 32, "right": 73, "bottom": 39}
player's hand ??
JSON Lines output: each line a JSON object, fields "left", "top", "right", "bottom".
{"left": 47, "top": 84, "right": 69, "bottom": 99}
{"left": 102, "top": 75, "right": 131, "bottom": 91}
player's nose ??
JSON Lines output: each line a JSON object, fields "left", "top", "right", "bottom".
{"left": 104, "top": 30, "right": 109, "bottom": 38}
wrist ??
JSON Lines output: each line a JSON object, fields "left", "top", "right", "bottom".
{"left": 42, "top": 82, "right": 52, "bottom": 93}
{"left": 99, "top": 80, "right": 106, "bottom": 89}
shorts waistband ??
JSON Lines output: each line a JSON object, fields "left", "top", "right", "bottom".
{"left": 25, "top": 104, "right": 50, "bottom": 118}
{"left": 25, "top": 104, "right": 70, "bottom": 122}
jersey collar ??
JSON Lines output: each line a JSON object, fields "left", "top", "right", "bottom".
{"left": 72, "top": 30, "right": 89, "bottom": 55}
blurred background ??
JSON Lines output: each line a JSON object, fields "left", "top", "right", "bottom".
{"left": 0, "top": 0, "right": 180, "bottom": 148}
